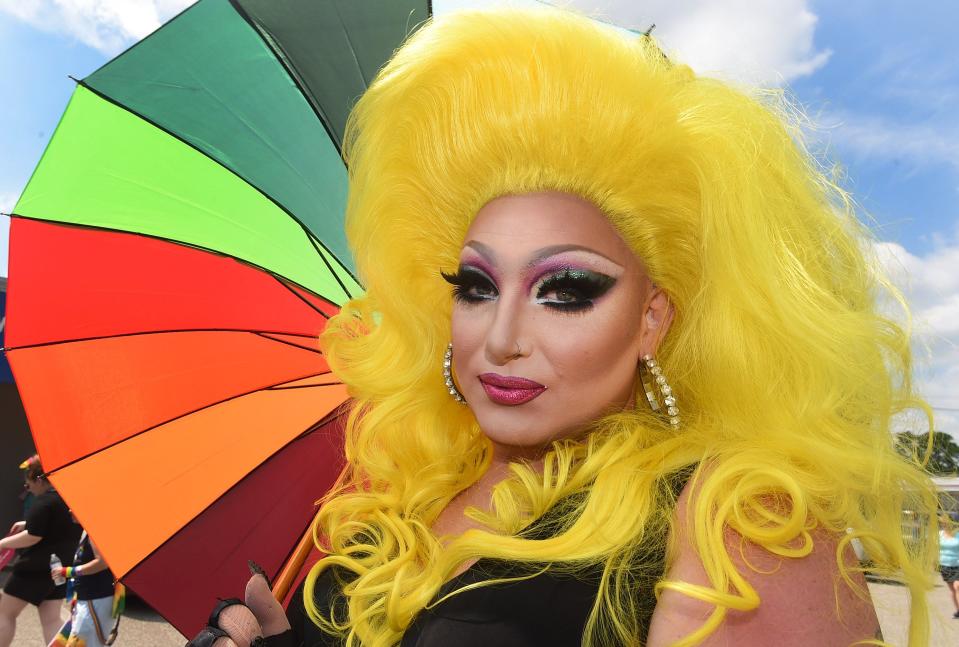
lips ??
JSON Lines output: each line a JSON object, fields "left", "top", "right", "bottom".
{"left": 478, "top": 373, "right": 547, "bottom": 406}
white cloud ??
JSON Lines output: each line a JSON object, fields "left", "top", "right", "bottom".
{"left": 435, "top": 0, "right": 830, "bottom": 86}
{"left": 876, "top": 235, "right": 959, "bottom": 435}
{"left": 817, "top": 110, "right": 959, "bottom": 175}
{"left": 620, "top": 0, "right": 831, "bottom": 85}
{"left": 0, "top": 0, "right": 196, "bottom": 55}
{"left": 0, "top": 0, "right": 832, "bottom": 85}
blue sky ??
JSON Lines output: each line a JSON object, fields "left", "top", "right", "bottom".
{"left": 0, "top": 0, "right": 956, "bottom": 430}
{"left": 792, "top": 0, "right": 958, "bottom": 254}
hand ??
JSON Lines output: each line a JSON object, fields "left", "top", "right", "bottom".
{"left": 9, "top": 521, "right": 25, "bottom": 534}
{"left": 186, "top": 569, "right": 292, "bottom": 647}
{"left": 51, "top": 567, "right": 62, "bottom": 582}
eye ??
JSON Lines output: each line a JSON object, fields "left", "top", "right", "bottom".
{"left": 535, "top": 269, "right": 616, "bottom": 312}
{"left": 441, "top": 266, "right": 498, "bottom": 304}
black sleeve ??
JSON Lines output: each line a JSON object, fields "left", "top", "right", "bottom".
{"left": 24, "top": 494, "right": 54, "bottom": 538}
{"left": 286, "top": 567, "right": 349, "bottom": 647}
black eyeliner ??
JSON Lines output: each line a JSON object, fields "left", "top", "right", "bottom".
{"left": 535, "top": 269, "right": 617, "bottom": 312}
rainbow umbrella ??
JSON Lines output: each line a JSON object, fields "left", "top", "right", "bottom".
{"left": 4, "top": 0, "right": 428, "bottom": 637}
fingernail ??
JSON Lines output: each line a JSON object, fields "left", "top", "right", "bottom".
{"left": 248, "top": 559, "right": 271, "bottom": 586}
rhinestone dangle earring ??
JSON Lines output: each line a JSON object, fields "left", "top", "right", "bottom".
{"left": 640, "top": 354, "right": 679, "bottom": 427}
{"left": 444, "top": 343, "right": 467, "bottom": 404}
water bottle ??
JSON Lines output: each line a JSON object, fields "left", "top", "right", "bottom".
{"left": 50, "top": 554, "right": 65, "bottom": 585}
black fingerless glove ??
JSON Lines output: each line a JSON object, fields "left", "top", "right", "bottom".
{"left": 185, "top": 598, "right": 295, "bottom": 647}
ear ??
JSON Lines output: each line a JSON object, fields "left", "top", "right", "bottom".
{"left": 639, "top": 286, "right": 674, "bottom": 357}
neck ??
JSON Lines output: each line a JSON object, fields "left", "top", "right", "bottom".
{"left": 490, "top": 439, "right": 547, "bottom": 468}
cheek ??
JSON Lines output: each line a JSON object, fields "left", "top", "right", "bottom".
{"left": 451, "top": 305, "right": 485, "bottom": 358}
{"left": 544, "top": 303, "right": 643, "bottom": 389}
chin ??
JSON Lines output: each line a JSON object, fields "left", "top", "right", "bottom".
{"left": 472, "top": 407, "right": 577, "bottom": 453}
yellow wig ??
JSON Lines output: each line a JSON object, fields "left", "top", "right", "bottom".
{"left": 306, "top": 7, "right": 937, "bottom": 646}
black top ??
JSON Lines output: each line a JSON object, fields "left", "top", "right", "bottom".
{"left": 14, "top": 489, "right": 81, "bottom": 575}
{"left": 287, "top": 467, "right": 693, "bottom": 647}
{"left": 72, "top": 533, "right": 116, "bottom": 600}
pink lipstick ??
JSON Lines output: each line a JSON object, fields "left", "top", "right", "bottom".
{"left": 478, "top": 373, "right": 547, "bottom": 406}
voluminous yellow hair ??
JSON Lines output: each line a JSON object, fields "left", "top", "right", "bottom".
{"left": 305, "top": 7, "right": 937, "bottom": 646}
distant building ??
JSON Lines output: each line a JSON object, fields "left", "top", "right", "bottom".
{"left": 934, "top": 476, "right": 959, "bottom": 512}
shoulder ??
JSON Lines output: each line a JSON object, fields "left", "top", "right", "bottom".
{"left": 25, "top": 492, "right": 54, "bottom": 522}
{"left": 646, "top": 477, "right": 879, "bottom": 646}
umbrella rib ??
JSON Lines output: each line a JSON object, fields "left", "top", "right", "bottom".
{"left": 272, "top": 274, "right": 333, "bottom": 319}
{"left": 82, "top": 2, "right": 204, "bottom": 81}
{"left": 119, "top": 406, "right": 348, "bottom": 590}
{"left": 7, "top": 214, "right": 344, "bottom": 312}
{"left": 72, "top": 80, "right": 359, "bottom": 286}
{"left": 256, "top": 332, "right": 323, "bottom": 355}
{"left": 332, "top": 0, "right": 369, "bottom": 87}
{"left": 226, "top": 0, "right": 344, "bottom": 154}
{"left": 44, "top": 371, "right": 339, "bottom": 478}
{"left": 5, "top": 327, "right": 328, "bottom": 353}
{"left": 269, "top": 382, "right": 338, "bottom": 391}
{"left": 306, "top": 232, "right": 354, "bottom": 301}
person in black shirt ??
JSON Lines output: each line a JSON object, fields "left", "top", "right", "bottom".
{"left": 0, "top": 455, "right": 80, "bottom": 646}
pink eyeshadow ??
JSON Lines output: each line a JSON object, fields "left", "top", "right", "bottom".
{"left": 459, "top": 253, "right": 498, "bottom": 282}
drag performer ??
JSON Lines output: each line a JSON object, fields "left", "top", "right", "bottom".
{"left": 190, "top": 6, "right": 937, "bottom": 646}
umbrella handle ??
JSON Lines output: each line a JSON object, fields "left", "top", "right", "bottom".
{"left": 272, "top": 519, "right": 317, "bottom": 603}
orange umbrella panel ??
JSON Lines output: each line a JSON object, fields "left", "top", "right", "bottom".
{"left": 49, "top": 382, "right": 348, "bottom": 581}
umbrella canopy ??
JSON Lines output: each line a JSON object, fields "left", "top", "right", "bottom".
{"left": 5, "top": 0, "right": 429, "bottom": 636}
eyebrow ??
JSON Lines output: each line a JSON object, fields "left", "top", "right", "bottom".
{"left": 462, "top": 240, "right": 624, "bottom": 268}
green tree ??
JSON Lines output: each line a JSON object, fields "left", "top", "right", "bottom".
{"left": 895, "top": 431, "right": 959, "bottom": 475}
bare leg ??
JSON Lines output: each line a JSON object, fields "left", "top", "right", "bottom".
{"left": 37, "top": 599, "right": 65, "bottom": 645}
{"left": 951, "top": 581, "right": 959, "bottom": 614}
{"left": 0, "top": 593, "right": 30, "bottom": 647}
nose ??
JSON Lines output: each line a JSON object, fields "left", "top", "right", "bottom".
{"left": 484, "top": 292, "right": 531, "bottom": 365}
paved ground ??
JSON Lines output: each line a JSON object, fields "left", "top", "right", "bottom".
{"left": 871, "top": 577, "right": 959, "bottom": 646}
{"left": 4, "top": 578, "right": 959, "bottom": 645}
{"left": 4, "top": 595, "right": 184, "bottom": 646}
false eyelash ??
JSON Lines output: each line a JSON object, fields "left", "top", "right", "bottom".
{"left": 441, "top": 266, "right": 498, "bottom": 304}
